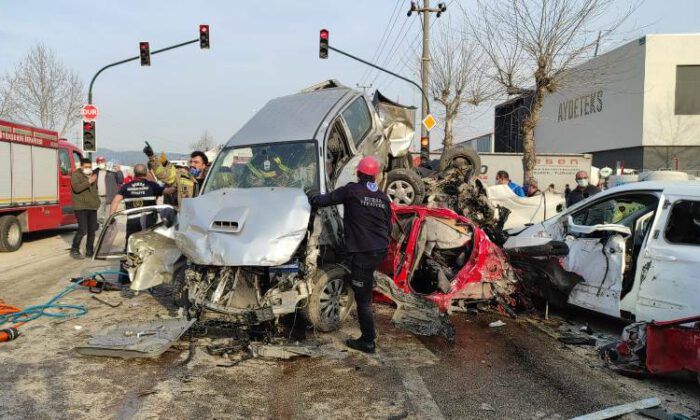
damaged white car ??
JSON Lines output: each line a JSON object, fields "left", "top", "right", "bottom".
{"left": 95, "top": 80, "right": 423, "bottom": 332}
{"left": 504, "top": 181, "right": 700, "bottom": 322}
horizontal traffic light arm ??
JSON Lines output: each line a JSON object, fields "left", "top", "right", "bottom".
{"left": 88, "top": 38, "right": 199, "bottom": 104}
{"left": 327, "top": 45, "right": 430, "bottom": 115}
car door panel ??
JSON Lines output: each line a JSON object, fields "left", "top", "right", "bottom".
{"left": 634, "top": 195, "right": 700, "bottom": 322}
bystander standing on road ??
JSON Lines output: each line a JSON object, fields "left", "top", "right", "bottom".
{"left": 309, "top": 156, "right": 391, "bottom": 354}
{"left": 496, "top": 170, "right": 526, "bottom": 197}
{"left": 566, "top": 170, "right": 601, "bottom": 207}
{"left": 69, "top": 158, "right": 100, "bottom": 259}
{"left": 93, "top": 157, "right": 124, "bottom": 224}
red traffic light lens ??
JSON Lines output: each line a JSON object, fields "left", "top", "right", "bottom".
{"left": 140, "top": 42, "right": 148, "bottom": 50}
{"left": 200, "top": 25, "right": 209, "bottom": 33}
{"left": 320, "top": 29, "right": 329, "bottom": 40}
{"left": 83, "top": 122, "right": 93, "bottom": 130}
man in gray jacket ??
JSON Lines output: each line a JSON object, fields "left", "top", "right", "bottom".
{"left": 94, "top": 157, "right": 124, "bottom": 224}
{"left": 70, "top": 158, "right": 100, "bottom": 259}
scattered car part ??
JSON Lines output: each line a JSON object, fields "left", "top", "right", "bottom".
{"left": 600, "top": 315, "right": 700, "bottom": 381}
{"left": 374, "top": 272, "right": 455, "bottom": 341}
{"left": 74, "top": 318, "right": 196, "bottom": 359}
{"left": 570, "top": 397, "right": 661, "bottom": 420}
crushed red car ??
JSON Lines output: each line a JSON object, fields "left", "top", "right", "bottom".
{"left": 373, "top": 204, "right": 518, "bottom": 340}
{"left": 600, "top": 315, "right": 700, "bottom": 383}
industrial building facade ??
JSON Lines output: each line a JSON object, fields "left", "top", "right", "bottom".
{"left": 494, "top": 34, "right": 700, "bottom": 171}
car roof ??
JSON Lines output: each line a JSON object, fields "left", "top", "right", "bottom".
{"left": 563, "top": 180, "right": 700, "bottom": 213}
{"left": 606, "top": 180, "right": 700, "bottom": 195}
{"left": 224, "top": 86, "right": 357, "bottom": 147}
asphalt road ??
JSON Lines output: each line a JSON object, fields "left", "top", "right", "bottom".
{"left": 1, "top": 229, "right": 698, "bottom": 419}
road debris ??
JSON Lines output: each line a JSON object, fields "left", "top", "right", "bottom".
{"left": 74, "top": 318, "right": 196, "bottom": 359}
{"left": 479, "top": 402, "right": 495, "bottom": 411}
{"left": 570, "top": 397, "right": 660, "bottom": 420}
{"left": 91, "top": 295, "right": 122, "bottom": 308}
{"left": 600, "top": 315, "right": 700, "bottom": 379}
{"left": 489, "top": 320, "right": 506, "bottom": 328}
{"left": 374, "top": 272, "right": 455, "bottom": 341}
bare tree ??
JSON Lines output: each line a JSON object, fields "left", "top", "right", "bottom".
{"left": 470, "top": 0, "right": 639, "bottom": 182}
{"left": 191, "top": 129, "right": 217, "bottom": 151}
{"left": 3, "top": 44, "right": 84, "bottom": 136}
{"left": 430, "top": 21, "right": 496, "bottom": 149}
{"left": 0, "top": 74, "right": 17, "bottom": 118}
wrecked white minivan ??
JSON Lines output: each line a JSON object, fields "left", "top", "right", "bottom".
{"left": 95, "top": 81, "right": 422, "bottom": 331}
{"left": 504, "top": 181, "right": 700, "bottom": 322}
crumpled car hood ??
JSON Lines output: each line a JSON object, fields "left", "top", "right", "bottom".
{"left": 175, "top": 187, "right": 311, "bottom": 266}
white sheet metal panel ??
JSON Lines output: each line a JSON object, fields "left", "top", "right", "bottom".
{"left": 11, "top": 144, "right": 32, "bottom": 205}
{"left": 32, "top": 146, "right": 58, "bottom": 204}
{"left": 0, "top": 142, "right": 11, "bottom": 207}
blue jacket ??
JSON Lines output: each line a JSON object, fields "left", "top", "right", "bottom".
{"left": 508, "top": 181, "right": 526, "bottom": 197}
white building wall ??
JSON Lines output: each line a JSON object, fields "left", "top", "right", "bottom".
{"left": 534, "top": 39, "right": 647, "bottom": 153}
{"left": 642, "top": 34, "right": 700, "bottom": 147}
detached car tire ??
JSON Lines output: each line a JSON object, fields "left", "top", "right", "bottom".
{"left": 304, "top": 264, "right": 354, "bottom": 332}
{"left": 386, "top": 168, "right": 426, "bottom": 205}
{"left": 438, "top": 145, "right": 481, "bottom": 174}
{"left": 0, "top": 215, "right": 22, "bottom": 252}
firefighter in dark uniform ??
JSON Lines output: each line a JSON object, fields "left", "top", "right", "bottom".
{"left": 109, "top": 163, "right": 169, "bottom": 241}
{"left": 309, "top": 156, "right": 392, "bottom": 354}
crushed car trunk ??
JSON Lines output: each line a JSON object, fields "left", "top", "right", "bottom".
{"left": 372, "top": 90, "right": 416, "bottom": 160}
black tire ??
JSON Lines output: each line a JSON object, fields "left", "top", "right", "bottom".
{"left": 171, "top": 263, "right": 190, "bottom": 309}
{"left": 303, "top": 264, "right": 354, "bottom": 332}
{"left": 0, "top": 215, "right": 22, "bottom": 252}
{"left": 386, "top": 168, "right": 426, "bottom": 205}
{"left": 438, "top": 145, "right": 481, "bottom": 174}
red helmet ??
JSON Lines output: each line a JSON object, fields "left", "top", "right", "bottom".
{"left": 357, "top": 156, "right": 380, "bottom": 177}
{"left": 95, "top": 156, "right": 106, "bottom": 163}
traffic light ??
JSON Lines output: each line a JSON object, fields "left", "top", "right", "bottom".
{"left": 319, "top": 29, "right": 329, "bottom": 59}
{"left": 83, "top": 121, "right": 96, "bottom": 152}
{"left": 139, "top": 42, "right": 151, "bottom": 66}
{"left": 199, "top": 25, "right": 210, "bottom": 49}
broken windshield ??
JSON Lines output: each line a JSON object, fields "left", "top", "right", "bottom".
{"left": 202, "top": 140, "right": 319, "bottom": 194}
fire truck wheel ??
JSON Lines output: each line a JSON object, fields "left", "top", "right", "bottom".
{"left": 0, "top": 215, "right": 22, "bottom": 252}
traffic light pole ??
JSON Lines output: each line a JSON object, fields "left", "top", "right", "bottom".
{"left": 87, "top": 38, "right": 199, "bottom": 104}
{"left": 327, "top": 45, "right": 431, "bottom": 165}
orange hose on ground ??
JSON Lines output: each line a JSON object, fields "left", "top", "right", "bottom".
{"left": 0, "top": 299, "right": 26, "bottom": 329}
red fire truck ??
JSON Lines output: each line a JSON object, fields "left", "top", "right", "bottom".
{"left": 0, "top": 119, "right": 84, "bottom": 252}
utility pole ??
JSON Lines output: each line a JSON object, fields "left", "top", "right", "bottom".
{"left": 356, "top": 83, "right": 373, "bottom": 94}
{"left": 408, "top": 1, "right": 447, "bottom": 164}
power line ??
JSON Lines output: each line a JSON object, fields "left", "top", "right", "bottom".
{"left": 359, "top": 0, "right": 403, "bottom": 85}
{"left": 369, "top": 13, "right": 415, "bottom": 87}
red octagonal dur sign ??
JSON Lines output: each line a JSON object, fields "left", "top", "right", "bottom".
{"left": 82, "top": 104, "right": 99, "bottom": 121}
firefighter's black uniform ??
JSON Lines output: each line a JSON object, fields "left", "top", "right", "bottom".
{"left": 117, "top": 178, "right": 164, "bottom": 241}
{"left": 310, "top": 180, "right": 392, "bottom": 347}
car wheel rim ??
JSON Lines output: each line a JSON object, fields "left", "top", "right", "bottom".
{"left": 387, "top": 180, "right": 415, "bottom": 205}
{"left": 319, "top": 277, "right": 349, "bottom": 325}
{"left": 7, "top": 223, "right": 20, "bottom": 246}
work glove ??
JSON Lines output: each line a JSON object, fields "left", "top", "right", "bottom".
{"left": 143, "top": 141, "right": 154, "bottom": 157}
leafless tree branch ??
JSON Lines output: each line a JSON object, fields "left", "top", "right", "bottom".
{"left": 430, "top": 18, "right": 498, "bottom": 148}
{"left": 468, "top": 0, "right": 641, "bottom": 181}
{"left": 2, "top": 43, "right": 84, "bottom": 136}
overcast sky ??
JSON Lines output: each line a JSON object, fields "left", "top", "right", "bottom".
{"left": 1, "top": 0, "right": 698, "bottom": 152}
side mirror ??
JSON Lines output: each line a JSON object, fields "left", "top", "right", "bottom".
{"left": 556, "top": 203, "right": 564, "bottom": 213}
